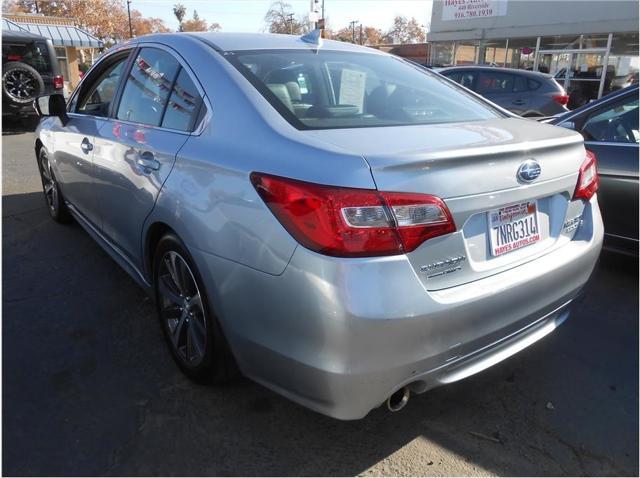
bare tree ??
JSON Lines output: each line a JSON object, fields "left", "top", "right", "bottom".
{"left": 264, "top": 1, "right": 306, "bottom": 35}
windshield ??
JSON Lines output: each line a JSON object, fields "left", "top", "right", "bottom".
{"left": 226, "top": 49, "right": 502, "bottom": 130}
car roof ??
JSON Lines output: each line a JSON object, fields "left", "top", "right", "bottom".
{"left": 2, "top": 28, "right": 47, "bottom": 42}
{"left": 131, "top": 31, "right": 387, "bottom": 55}
{"left": 439, "top": 65, "right": 553, "bottom": 79}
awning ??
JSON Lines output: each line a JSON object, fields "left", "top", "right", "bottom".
{"left": 2, "top": 18, "right": 103, "bottom": 48}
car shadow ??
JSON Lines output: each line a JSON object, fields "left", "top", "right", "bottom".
{"left": 2, "top": 116, "right": 39, "bottom": 136}
{"left": 3, "top": 192, "right": 638, "bottom": 476}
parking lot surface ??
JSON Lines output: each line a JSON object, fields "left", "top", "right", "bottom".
{"left": 3, "top": 125, "right": 639, "bottom": 476}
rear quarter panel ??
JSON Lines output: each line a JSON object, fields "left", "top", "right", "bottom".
{"left": 142, "top": 38, "right": 376, "bottom": 278}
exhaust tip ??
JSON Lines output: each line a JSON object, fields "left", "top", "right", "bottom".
{"left": 386, "top": 386, "right": 410, "bottom": 412}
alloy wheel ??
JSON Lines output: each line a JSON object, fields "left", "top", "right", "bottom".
{"left": 157, "top": 251, "right": 207, "bottom": 366}
{"left": 4, "top": 69, "right": 37, "bottom": 102}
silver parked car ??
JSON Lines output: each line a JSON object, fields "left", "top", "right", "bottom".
{"left": 438, "top": 66, "right": 570, "bottom": 117}
{"left": 34, "top": 32, "right": 603, "bottom": 420}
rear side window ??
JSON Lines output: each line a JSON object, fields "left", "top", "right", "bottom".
{"left": 528, "top": 79, "right": 541, "bottom": 90}
{"left": 513, "top": 76, "right": 528, "bottom": 92}
{"left": 2, "top": 41, "right": 51, "bottom": 74}
{"left": 161, "top": 68, "right": 203, "bottom": 131}
{"left": 116, "top": 48, "right": 180, "bottom": 126}
{"left": 477, "top": 72, "right": 514, "bottom": 94}
{"left": 227, "top": 50, "right": 501, "bottom": 130}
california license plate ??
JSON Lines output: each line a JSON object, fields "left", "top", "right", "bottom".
{"left": 488, "top": 201, "right": 540, "bottom": 256}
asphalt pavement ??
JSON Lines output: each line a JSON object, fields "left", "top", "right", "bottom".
{"left": 3, "top": 123, "right": 639, "bottom": 476}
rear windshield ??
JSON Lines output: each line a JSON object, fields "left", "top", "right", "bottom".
{"left": 226, "top": 49, "right": 502, "bottom": 130}
{"left": 2, "top": 41, "right": 52, "bottom": 74}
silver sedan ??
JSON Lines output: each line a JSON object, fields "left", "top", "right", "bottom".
{"left": 33, "top": 32, "right": 603, "bottom": 420}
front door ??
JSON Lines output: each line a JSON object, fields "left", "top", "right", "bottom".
{"left": 93, "top": 46, "right": 204, "bottom": 268}
{"left": 54, "top": 52, "right": 131, "bottom": 227}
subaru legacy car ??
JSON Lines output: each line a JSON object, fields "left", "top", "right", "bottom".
{"left": 34, "top": 32, "right": 602, "bottom": 420}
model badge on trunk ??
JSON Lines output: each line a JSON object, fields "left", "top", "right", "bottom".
{"left": 420, "top": 255, "right": 466, "bottom": 278}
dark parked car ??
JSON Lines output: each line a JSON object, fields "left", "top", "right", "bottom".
{"left": 2, "top": 29, "right": 63, "bottom": 118}
{"left": 546, "top": 84, "right": 639, "bottom": 256}
{"left": 439, "top": 66, "right": 569, "bottom": 117}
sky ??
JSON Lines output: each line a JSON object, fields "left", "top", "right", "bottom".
{"left": 131, "top": 0, "right": 433, "bottom": 33}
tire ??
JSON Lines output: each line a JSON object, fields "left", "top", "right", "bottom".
{"left": 153, "top": 233, "right": 237, "bottom": 384}
{"left": 37, "top": 148, "right": 72, "bottom": 223}
{"left": 2, "top": 61, "right": 45, "bottom": 106}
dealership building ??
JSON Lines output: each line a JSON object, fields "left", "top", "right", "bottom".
{"left": 426, "top": 0, "right": 639, "bottom": 101}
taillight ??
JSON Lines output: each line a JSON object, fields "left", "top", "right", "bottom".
{"left": 250, "top": 172, "right": 456, "bottom": 257}
{"left": 53, "top": 75, "right": 64, "bottom": 89}
{"left": 573, "top": 150, "right": 599, "bottom": 201}
{"left": 553, "top": 94, "right": 569, "bottom": 105}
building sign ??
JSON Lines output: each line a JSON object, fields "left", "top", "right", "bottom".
{"left": 442, "top": 0, "right": 508, "bottom": 21}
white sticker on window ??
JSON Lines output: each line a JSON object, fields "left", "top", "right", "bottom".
{"left": 339, "top": 69, "right": 366, "bottom": 113}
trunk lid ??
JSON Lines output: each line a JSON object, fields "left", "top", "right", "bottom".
{"left": 306, "top": 117, "right": 587, "bottom": 290}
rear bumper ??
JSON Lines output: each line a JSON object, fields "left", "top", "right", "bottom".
{"left": 194, "top": 196, "right": 603, "bottom": 420}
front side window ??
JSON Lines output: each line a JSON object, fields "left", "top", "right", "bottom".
{"left": 582, "top": 95, "right": 639, "bottom": 143}
{"left": 227, "top": 50, "right": 501, "bottom": 130}
{"left": 76, "top": 54, "right": 129, "bottom": 117}
{"left": 442, "top": 71, "right": 475, "bottom": 90}
{"left": 116, "top": 48, "right": 180, "bottom": 126}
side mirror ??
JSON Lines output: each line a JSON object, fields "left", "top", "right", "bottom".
{"left": 34, "top": 94, "right": 69, "bottom": 125}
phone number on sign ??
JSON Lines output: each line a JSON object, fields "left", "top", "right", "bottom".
{"left": 454, "top": 8, "right": 494, "bottom": 18}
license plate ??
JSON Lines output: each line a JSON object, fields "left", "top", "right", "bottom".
{"left": 488, "top": 201, "right": 540, "bottom": 256}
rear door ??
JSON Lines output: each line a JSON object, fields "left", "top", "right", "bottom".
{"left": 93, "top": 45, "right": 205, "bottom": 267}
{"left": 476, "top": 70, "right": 527, "bottom": 114}
{"left": 579, "top": 92, "right": 639, "bottom": 243}
{"left": 54, "top": 50, "right": 131, "bottom": 227}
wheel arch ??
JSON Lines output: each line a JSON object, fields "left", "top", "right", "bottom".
{"left": 143, "top": 221, "right": 177, "bottom": 282}
{"left": 35, "top": 138, "right": 44, "bottom": 158}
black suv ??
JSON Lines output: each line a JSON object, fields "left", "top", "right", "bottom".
{"left": 2, "top": 29, "right": 63, "bottom": 117}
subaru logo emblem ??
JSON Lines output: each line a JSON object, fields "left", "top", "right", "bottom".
{"left": 517, "top": 160, "right": 541, "bottom": 183}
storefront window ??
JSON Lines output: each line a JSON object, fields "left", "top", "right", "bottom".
{"left": 429, "top": 42, "right": 455, "bottom": 66}
{"left": 453, "top": 41, "right": 479, "bottom": 65}
{"left": 539, "top": 34, "right": 610, "bottom": 51}
{"left": 608, "top": 32, "right": 639, "bottom": 89}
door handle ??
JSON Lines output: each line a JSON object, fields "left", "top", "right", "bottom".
{"left": 80, "top": 137, "right": 93, "bottom": 154}
{"left": 136, "top": 151, "right": 160, "bottom": 171}
{"left": 512, "top": 99, "right": 526, "bottom": 106}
